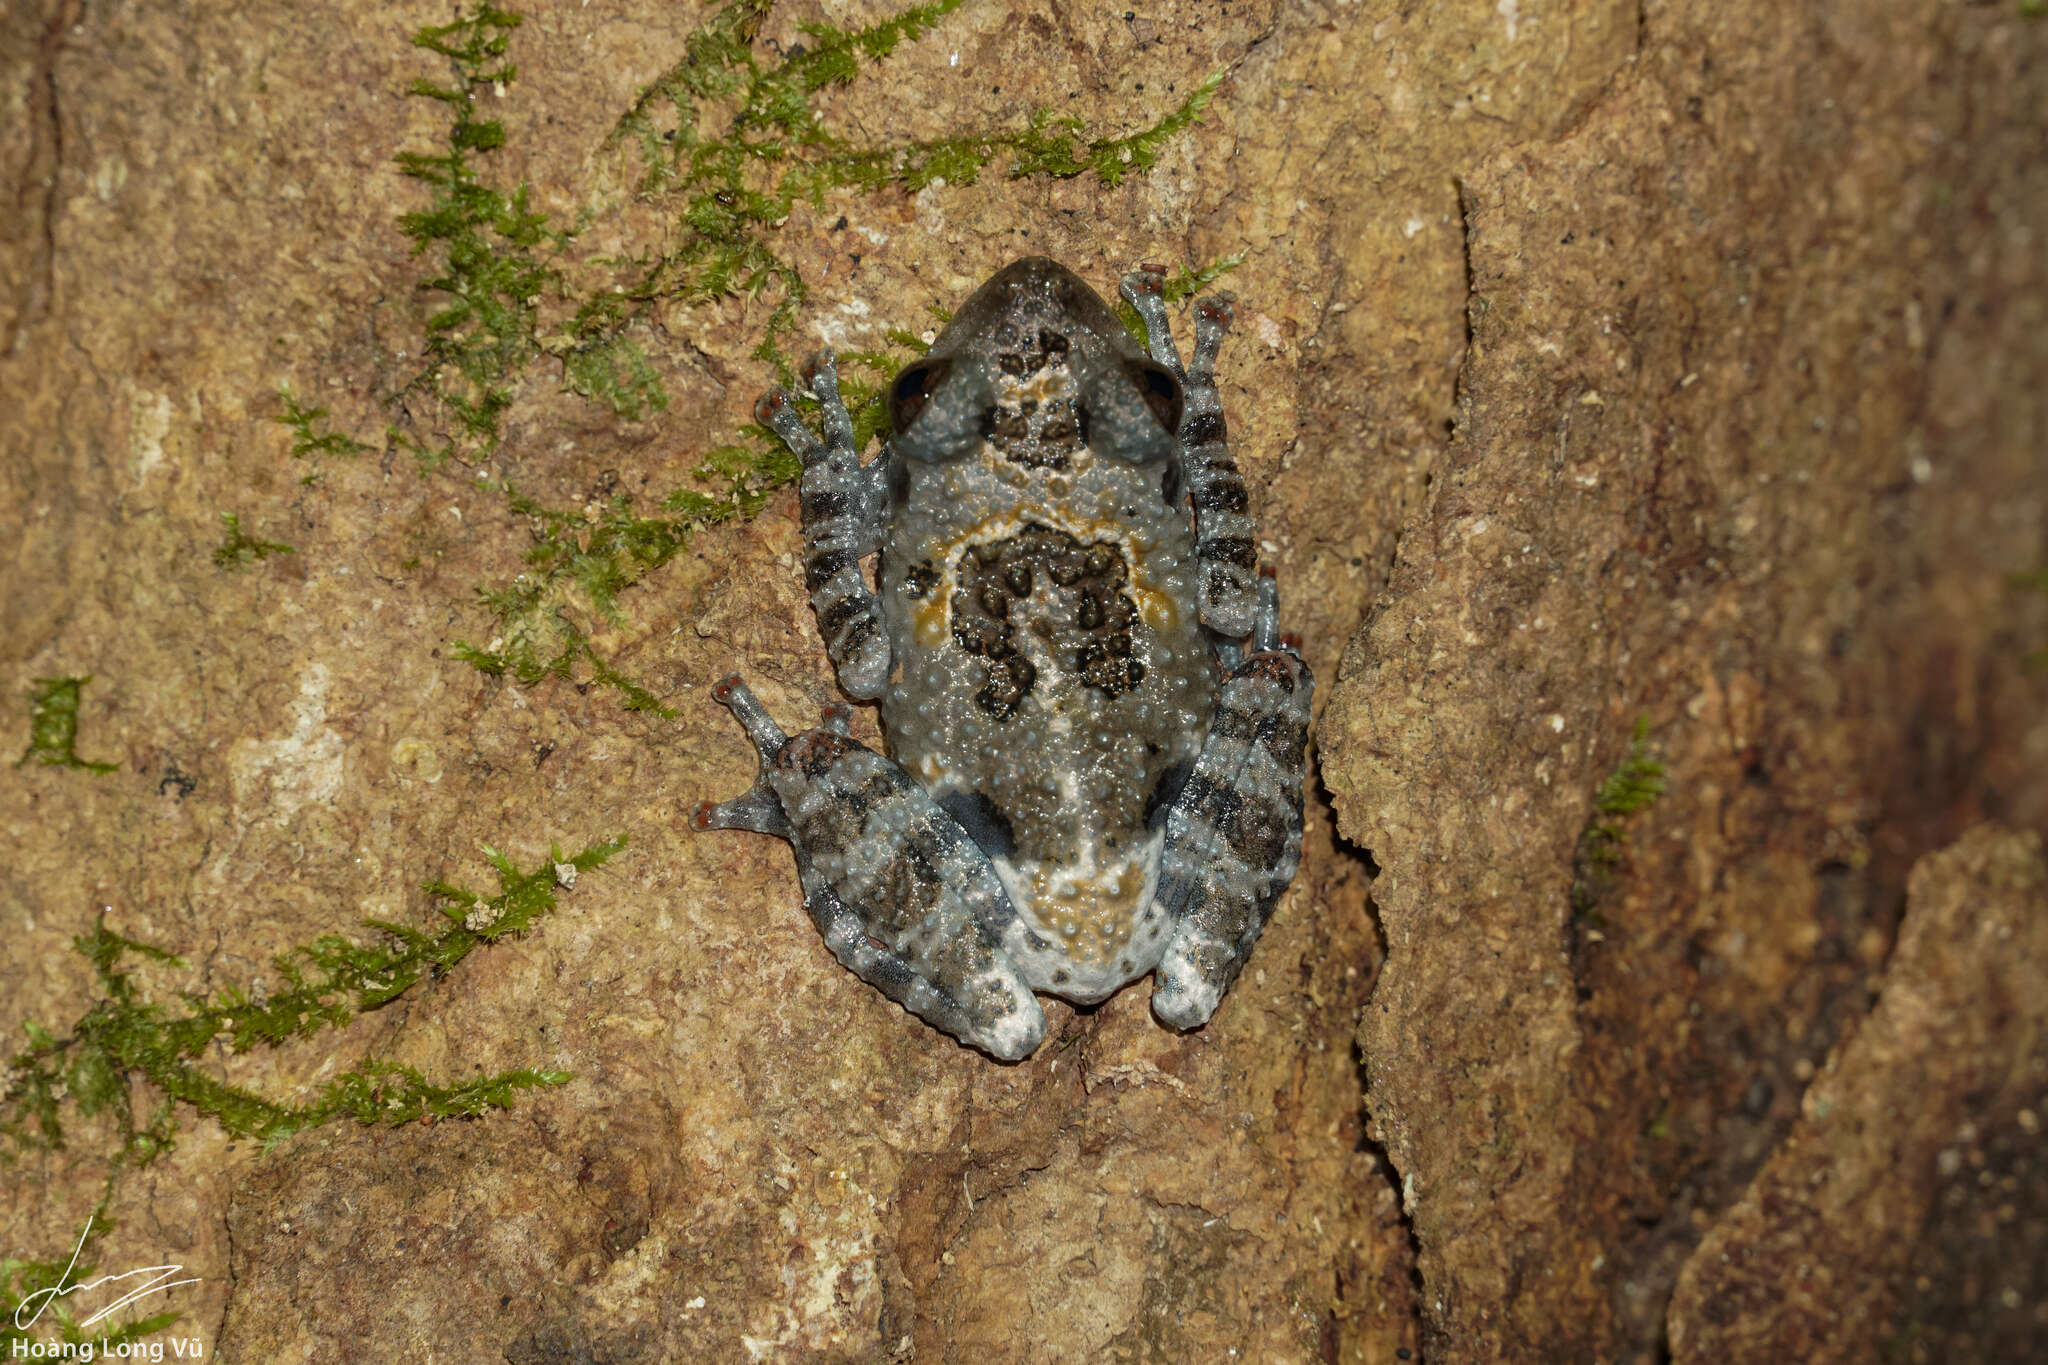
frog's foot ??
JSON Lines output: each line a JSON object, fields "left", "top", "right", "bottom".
{"left": 1150, "top": 576, "right": 1314, "bottom": 1030}
{"left": 757, "top": 351, "right": 892, "bottom": 700}
{"left": 692, "top": 675, "right": 795, "bottom": 837}
{"left": 1118, "top": 267, "right": 1257, "bottom": 637}
{"left": 694, "top": 675, "right": 1048, "bottom": 1060}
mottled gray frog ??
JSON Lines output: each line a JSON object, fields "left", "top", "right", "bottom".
{"left": 694, "top": 258, "right": 1311, "bottom": 1059}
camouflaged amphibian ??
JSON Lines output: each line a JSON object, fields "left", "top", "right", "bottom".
{"left": 695, "top": 259, "right": 1312, "bottom": 1059}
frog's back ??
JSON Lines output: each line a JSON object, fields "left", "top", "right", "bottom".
{"left": 873, "top": 259, "right": 1218, "bottom": 1000}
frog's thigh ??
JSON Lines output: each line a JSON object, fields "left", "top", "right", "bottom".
{"left": 1150, "top": 650, "right": 1314, "bottom": 1030}
{"left": 697, "top": 679, "right": 1047, "bottom": 1060}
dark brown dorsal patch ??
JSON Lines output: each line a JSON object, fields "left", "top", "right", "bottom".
{"left": 951, "top": 523, "right": 1145, "bottom": 719}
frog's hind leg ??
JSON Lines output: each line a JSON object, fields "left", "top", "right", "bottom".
{"left": 1119, "top": 268, "right": 1258, "bottom": 637}
{"left": 756, "top": 352, "right": 893, "bottom": 700}
{"left": 1149, "top": 577, "right": 1314, "bottom": 1030}
{"left": 693, "top": 676, "right": 1048, "bottom": 1060}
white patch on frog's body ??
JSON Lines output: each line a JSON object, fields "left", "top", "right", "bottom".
{"left": 992, "top": 825, "right": 1172, "bottom": 1002}
{"left": 698, "top": 259, "right": 1313, "bottom": 1059}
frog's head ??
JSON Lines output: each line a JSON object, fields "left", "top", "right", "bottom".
{"left": 888, "top": 258, "right": 1183, "bottom": 469}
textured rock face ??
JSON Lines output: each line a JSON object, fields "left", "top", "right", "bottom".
{"left": 1323, "top": 1, "right": 2048, "bottom": 1360}
{"left": 2, "top": 0, "right": 2041, "bottom": 1361}
{"left": 1667, "top": 827, "right": 2048, "bottom": 1365}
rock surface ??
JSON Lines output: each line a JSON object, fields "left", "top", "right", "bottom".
{"left": 1667, "top": 827, "right": 2048, "bottom": 1365}
{"left": 1, "top": 0, "right": 2041, "bottom": 1361}
{"left": 1324, "top": 0, "right": 2047, "bottom": 1359}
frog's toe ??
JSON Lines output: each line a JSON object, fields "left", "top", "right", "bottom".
{"left": 693, "top": 787, "right": 790, "bottom": 839}
{"left": 982, "top": 1002, "right": 1049, "bottom": 1061}
{"left": 1150, "top": 970, "right": 1223, "bottom": 1032}
{"left": 708, "top": 674, "right": 790, "bottom": 757}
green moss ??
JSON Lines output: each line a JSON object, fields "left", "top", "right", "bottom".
{"left": 610, "top": 1, "right": 1222, "bottom": 369}
{"left": 276, "top": 385, "right": 368, "bottom": 461}
{"left": 447, "top": 481, "right": 727, "bottom": 715}
{"left": 1571, "top": 716, "right": 1668, "bottom": 918}
{"left": 15, "top": 677, "right": 118, "bottom": 775}
{"left": 1591, "top": 715, "right": 1668, "bottom": 818}
{"left": 607, "top": 1, "right": 960, "bottom": 359}
{"left": 1005, "top": 68, "right": 1222, "bottom": 186}
{"left": 561, "top": 334, "right": 669, "bottom": 421}
{"left": 212, "top": 512, "right": 296, "bottom": 570}
{"left": 1, "top": 837, "right": 621, "bottom": 1163}
{"left": 392, "top": 1, "right": 562, "bottom": 464}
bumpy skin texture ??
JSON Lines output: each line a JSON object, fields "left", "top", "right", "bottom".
{"left": 696, "top": 259, "right": 1311, "bottom": 1059}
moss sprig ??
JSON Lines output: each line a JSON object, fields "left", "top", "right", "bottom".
{"left": 391, "top": 2, "right": 565, "bottom": 464}
{"left": 1571, "top": 716, "right": 1668, "bottom": 919}
{"left": 605, "top": 1, "right": 967, "bottom": 356}
{"left": 212, "top": 512, "right": 296, "bottom": 570}
{"left": 449, "top": 484, "right": 706, "bottom": 714}
{"left": 1, "top": 837, "right": 622, "bottom": 1160}
{"left": 15, "top": 677, "right": 118, "bottom": 775}
{"left": 787, "top": 67, "right": 1222, "bottom": 204}
{"left": 276, "top": 386, "right": 369, "bottom": 461}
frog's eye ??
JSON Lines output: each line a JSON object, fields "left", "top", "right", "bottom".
{"left": 889, "top": 358, "right": 952, "bottom": 432}
{"left": 1126, "top": 359, "right": 1183, "bottom": 435}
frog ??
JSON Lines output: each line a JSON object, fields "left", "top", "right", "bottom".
{"left": 693, "top": 258, "right": 1312, "bottom": 1060}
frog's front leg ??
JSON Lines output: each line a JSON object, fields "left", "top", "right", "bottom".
{"left": 755, "top": 352, "right": 892, "bottom": 699}
{"left": 691, "top": 676, "right": 1049, "bottom": 1060}
{"left": 1119, "top": 268, "right": 1259, "bottom": 638}
{"left": 1151, "top": 576, "right": 1315, "bottom": 1030}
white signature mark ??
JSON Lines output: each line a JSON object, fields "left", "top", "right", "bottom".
{"left": 12, "top": 1216, "right": 200, "bottom": 1332}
